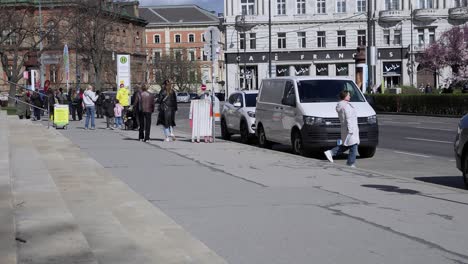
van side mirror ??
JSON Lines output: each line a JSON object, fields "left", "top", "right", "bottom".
{"left": 282, "top": 96, "right": 296, "bottom": 107}
{"left": 233, "top": 102, "right": 242, "bottom": 108}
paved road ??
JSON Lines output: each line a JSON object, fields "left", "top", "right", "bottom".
{"left": 172, "top": 105, "right": 464, "bottom": 190}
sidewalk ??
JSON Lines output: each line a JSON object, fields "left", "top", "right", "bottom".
{"left": 0, "top": 112, "right": 226, "bottom": 264}
{"left": 2, "top": 114, "right": 468, "bottom": 263}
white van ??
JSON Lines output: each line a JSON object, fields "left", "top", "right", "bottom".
{"left": 255, "top": 77, "right": 378, "bottom": 157}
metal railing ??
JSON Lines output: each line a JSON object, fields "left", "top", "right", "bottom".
{"left": 1, "top": 79, "right": 51, "bottom": 128}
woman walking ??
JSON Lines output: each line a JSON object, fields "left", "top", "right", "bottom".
{"left": 324, "top": 90, "right": 360, "bottom": 168}
{"left": 157, "top": 80, "right": 178, "bottom": 142}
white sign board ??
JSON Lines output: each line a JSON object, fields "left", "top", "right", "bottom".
{"left": 203, "top": 27, "right": 221, "bottom": 62}
{"left": 117, "top": 54, "right": 131, "bottom": 91}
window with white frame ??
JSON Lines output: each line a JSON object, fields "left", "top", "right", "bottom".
{"left": 383, "top": 29, "right": 390, "bottom": 45}
{"left": 357, "top": 30, "right": 366, "bottom": 46}
{"left": 241, "top": 0, "right": 255, "bottom": 15}
{"left": 317, "top": 0, "right": 326, "bottom": 13}
{"left": 455, "top": 0, "right": 468, "bottom": 7}
{"left": 394, "top": 30, "right": 401, "bottom": 45}
{"left": 385, "top": 0, "right": 400, "bottom": 10}
{"left": 337, "top": 0, "right": 346, "bottom": 13}
{"left": 46, "top": 21, "right": 58, "bottom": 45}
{"left": 250, "top": 33, "right": 257, "bottom": 49}
{"left": 278, "top": 33, "right": 286, "bottom": 49}
{"left": 277, "top": 0, "right": 286, "bottom": 15}
{"left": 50, "top": 65, "right": 57, "bottom": 83}
{"left": 357, "top": 0, "right": 366, "bottom": 12}
{"left": 419, "top": 0, "right": 434, "bottom": 8}
{"left": 189, "top": 34, "right": 195, "bottom": 43}
{"left": 418, "top": 29, "right": 425, "bottom": 47}
{"left": 317, "top": 31, "right": 326, "bottom": 47}
{"left": 175, "top": 34, "right": 181, "bottom": 43}
{"left": 153, "top": 34, "right": 160, "bottom": 44}
{"left": 240, "top": 33, "right": 246, "bottom": 49}
{"left": 152, "top": 51, "right": 161, "bottom": 64}
{"left": 298, "top": 32, "right": 306, "bottom": 48}
{"left": 2, "top": 30, "right": 17, "bottom": 45}
{"left": 174, "top": 49, "right": 182, "bottom": 60}
{"left": 188, "top": 50, "right": 196, "bottom": 61}
{"left": 337, "top": 31, "right": 346, "bottom": 47}
{"left": 429, "top": 28, "right": 436, "bottom": 44}
{"left": 297, "top": 0, "right": 306, "bottom": 14}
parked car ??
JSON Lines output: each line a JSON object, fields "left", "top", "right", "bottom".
{"left": 454, "top": 114, "right": 468, "bottom": 189}
{"left": 189, "top": 93, "right": 199, "bottom": 100}
{"left": 221, "top": 90, "right": 258, "bottom": 143}
{"left": 176, "top": 92, "right": 190, "bottom": 103}
{"left": 102, "top": 91, "right": 117, "bottom": 101}
{"left": 255, "top": 77, "right": 378, "bottom": 157}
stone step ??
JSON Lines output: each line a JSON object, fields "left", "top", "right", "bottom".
{"left": 7, "top": 118, "right": 98, "bottom": 264}
{"left": 0, "top": 111, "right": 17, "bottom": 264}
{"left": 33, "top": 118, "right": 227, "bottom": 262}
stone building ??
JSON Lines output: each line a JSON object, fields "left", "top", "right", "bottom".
{"left": 223, "top": 0, "right": 468, "bottom": 94}
{"left": 0, "top": 0, "right": 147, "bottom": 93}
{"left": 139, "top": 5, "right": 225, "bottom": 93}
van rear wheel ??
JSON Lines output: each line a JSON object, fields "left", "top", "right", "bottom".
{"left": 258, "top": 125, "right": 271, "bottom": 149}
{"left": 358, "top": 146, "right": 376, "bottom": 158}
{"left": 240, "top": 121, "right": 250, "bottom": 144}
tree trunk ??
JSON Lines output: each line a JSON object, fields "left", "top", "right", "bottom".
{"left": 8, "top": 83, "right": 17, "bottom": 107}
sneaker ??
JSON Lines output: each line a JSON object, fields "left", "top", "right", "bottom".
{"left": 348, "top": 164, "right": 356, "bottom": 168}
{"left": 90, "top": 127, "right": 95, "bottom": 130}
{"left": 324, "top": 150, "right": 334, "bottom": 163}
{"left": 84, "top": 127, "right": 88, "bottom": 130}
{"left": 164, "top": 137, "right": 172, "bottom": 142}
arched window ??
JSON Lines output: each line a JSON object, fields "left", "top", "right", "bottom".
{"left": 175, "top": 34, "right": 181, "bottom": 43}
{"left": 46, "top": 21, "right": 58, "bottom": 45}
{"left": 188, "top": 34, "right": 195, "bottom": 43}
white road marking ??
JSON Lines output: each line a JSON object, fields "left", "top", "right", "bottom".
{"left": 405, "top": 137, "right": 453, "bottom": 144}
{"left": 380, "top": 121, "right": 421, "bottom": 125}
{"left": 394, "top": 151, "right": 431, "bottom": 158}
{"left": 415, "top": 127, "right": 456, "bottom": 132}
{"left": 449, "top": 159, "right": 456, "bottom": 162}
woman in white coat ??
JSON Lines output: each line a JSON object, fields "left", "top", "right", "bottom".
{"left": 324, "top": 90, "right": 360, "bottom": 167}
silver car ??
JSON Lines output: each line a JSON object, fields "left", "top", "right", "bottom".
{"left": 176, "top": 92, "right": 190, "bottom": 103}
{"left": 221, "top": 90, "right": 258, "bottom": 144}
{"left": 455, "top": 114, "right": 468, "bottom": 189}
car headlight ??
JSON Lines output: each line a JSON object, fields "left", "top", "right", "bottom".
{"left": 247, "top": 111, "right": 255, "bottom": 118}
{"left": 367, "top": 115, "right": 377, "bottom": 124}
{"left": 303, "top": 116, "right": 323, "bottom": 126}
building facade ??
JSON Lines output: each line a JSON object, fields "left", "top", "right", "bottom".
{"left": 0, "top": 0, "right": 147, "bottom": 93}
{"left": 140, "top": 5, "right": 225, "bottom": 93}
{"left": 224, "top": 0, "right": 468, "bottom": 94}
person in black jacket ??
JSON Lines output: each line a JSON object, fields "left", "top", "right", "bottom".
{"left": 31, "top": 92, "right": 43, "bottom": 121}
{"left": 157, "top": 80, "right": 178, "bottom": 141}
{"left": 103, "top": 95, "right": 115, "bottom": 129}
{"left": 95, "top": 90, "right": 105, "bottom": 118}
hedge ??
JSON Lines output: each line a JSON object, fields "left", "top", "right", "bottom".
{"left": 369, "top": 94, "right": 468, "bottom": 117}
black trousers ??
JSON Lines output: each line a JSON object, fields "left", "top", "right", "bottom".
{"left": 71, "top": 104, "right": 83, "bottom": 120}
{"left": 33, "top": 107, "right": 41, "bottom": 120}
{"left": 96, "top": 104, "right": 103, "bottom": 118}
{"left": 138, "top": 112, "right": 152, "bottom": 141}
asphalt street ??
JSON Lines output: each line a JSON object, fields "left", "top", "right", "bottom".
{"left": 172, "top": 104, "right": 464, "bottom": 189}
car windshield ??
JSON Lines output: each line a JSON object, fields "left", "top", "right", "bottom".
{"left": 245, "top": 93, "right": 258, "bottom": 107}
{"left": 297, "top": 80, "right": 365, "bottom": 103}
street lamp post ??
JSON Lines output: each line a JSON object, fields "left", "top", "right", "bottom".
{"left": 367, "top": 0, "right": 375, "bottom": 92}
{"left": 268, "top": 0, "right": 272, "bottom": 78}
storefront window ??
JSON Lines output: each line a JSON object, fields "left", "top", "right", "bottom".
{"left": 294, "top": 65, "right": 310, "bottom": 76}
{"left": 336, "top": 63, "right": 349, "bottom": 76}
{"left": 316, "top": 64, "right": 328, "bottom": 76}
{"left": 276, "top": 65, "right": 290, "bottom": 76}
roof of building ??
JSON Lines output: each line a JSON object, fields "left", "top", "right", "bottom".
{"left": 139, "top": 5, "right": 220, "bottom": 26}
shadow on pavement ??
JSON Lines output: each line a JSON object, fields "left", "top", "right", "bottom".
{"left": 362, "top": 184, "right": 421, "bottom": 195}
{"left": 414, "top": 176, "right": 466, "bottom": 190}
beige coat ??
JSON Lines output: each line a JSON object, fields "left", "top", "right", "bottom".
{"left": 336, "top": 100, "right": 360, "bottom": 146}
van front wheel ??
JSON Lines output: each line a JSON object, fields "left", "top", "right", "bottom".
{"left": 358, "top": 146, "right": 376, "bottom": 158}
{"left": 292, "top": 130, "right": 309, "bottom": 156}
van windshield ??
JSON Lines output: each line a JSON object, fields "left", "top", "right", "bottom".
{"left": 297, "top": 80, "right": 365, "bottom": 103}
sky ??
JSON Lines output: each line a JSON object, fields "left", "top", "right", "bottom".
{"left": 138, "top": 0, "right": 223, "bottom": 14}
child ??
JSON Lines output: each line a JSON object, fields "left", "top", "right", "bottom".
{"left": 103, "top": 95, "right": 115, "bottom": 129}
{"left": 114, "top": 99, "right": 124, "bottom": 129}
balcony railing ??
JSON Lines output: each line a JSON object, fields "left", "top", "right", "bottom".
{"left": 413, "top": 8, "right": 447, "bottom": 21}
{"left": 449, "top": 6, "right": 468, "bottom": 20}
{"left": 379, "top": 10, "right": 409, "bottom": 22}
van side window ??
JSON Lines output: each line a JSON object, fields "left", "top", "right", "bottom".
{"left": 234, "top": 94, "right": 243, "bottom": 107}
